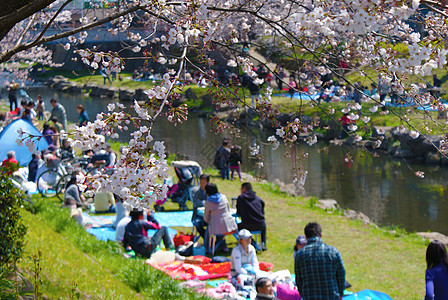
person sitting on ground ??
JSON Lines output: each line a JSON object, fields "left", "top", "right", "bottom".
{"left": 231, "top": 229, "right": 260, "bottom": 285}
{"left": 2, "top": 150, "right": 19, "bottom": 175}
{"left": 255, "top": 278, "right": 278, "bottom": 300}
{"left": 84, "top": 149, "right": 107, "bottom": 170}
{"left": 116, "top": 208, "right": 159, "bottom": 242}
{"left": 204, "top": 183, "right": 237, "bottom": 253}
{"left": 236, "top": 182, "right": 268, "bottom": 250}
{"left": 191, "top": 174, "right": 210, "bottom": 240}
{"left": 27, "top": 101, "right": 37, "bottom": 119}
{"left": 45, "top": 145, "right": 59, "bottom": 168}
{"left": 21, "top": 109, "right": 32, "bottom": 122}
{"left": 58, "top": 139, "right": 75, "bottom": 160}
{"left": 425, "top": 240, "right": 448, "bottom": 300}
{"left": 123, "top": 208, "right": 174, "bottom": 257}
{"left": 19, "top": 99, "right": 28, "bottom": 117}
{"left": 293, "top": 235, "right": 307, "bottom": 259}
{"left": 105, "top": 143, "right": 116, "bottom": 168}
{"left": 51, "top": 116, "right": 64, "bottom": 134}
{"left": 64, "top": 169, "right": 89, "bottom": 209}
{"left": 93, "top": 191, "right": 116, "bottom": 213}
{"left": 42, "top": 123, "right": 55, "bottom": 147}
{"left": 295, "top": 222, "right": 346, "bottom": 300}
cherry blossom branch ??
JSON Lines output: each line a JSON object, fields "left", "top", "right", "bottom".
{"left": 30, "top": 0, "right": 74, "bottom": 46}
{"left": 151, "top": 45, "right": 188, "bottom": 124}
{"left": 15, "top": 13, "right": 38, "bottom": 47}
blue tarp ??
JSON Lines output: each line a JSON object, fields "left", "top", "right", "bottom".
{"left": 343, "top": 289, "right": 393, "bottom": 300}
{"left": 86, "top": 226, "right": 178, "bottom": 242}
{"left": 0, "top": 119, "right": 49, "bottom": 166}
{"left": 153, "top": 211, "right": 193, "bottom": 227}
{"left": 84, "top": 212, "right": 193, "bottom": 242}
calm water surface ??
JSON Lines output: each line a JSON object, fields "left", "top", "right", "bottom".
{"left": 21, "top": 87, "right": 448, "bottom": 235}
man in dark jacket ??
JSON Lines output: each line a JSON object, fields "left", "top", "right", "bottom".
{"left": 236, "top": 182, "right": 267, "bottom": 250}
{"left": 123, "top": 209, "right": 174, "bottom": 257}
{"left": 215, "top": 139, "right": 231, "bottom": 180}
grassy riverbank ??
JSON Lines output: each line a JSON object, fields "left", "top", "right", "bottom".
{"left": 18, "top": 196, "right": 210, "bottom": 299}
{"left": 209, "top": 171, "right": 428, "bottom": 300}
{"left": 18, "top": 168, "right": 428, "bottom": 299}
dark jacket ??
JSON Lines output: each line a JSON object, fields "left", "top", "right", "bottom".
{"left": 236, "top": 191, "right": 265, "bottom": 226}
{"left": 229, "top": 151, "right": 242, "bottom": 167}
{"left": 123, "top": 219, "right": 158, "bottom": 250}
{"left": 28, "top": 157, "right": 39, "bottom": 182}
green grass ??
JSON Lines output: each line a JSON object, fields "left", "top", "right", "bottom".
{"left": 18, "top": 197, "right": 210, "bottom": 300}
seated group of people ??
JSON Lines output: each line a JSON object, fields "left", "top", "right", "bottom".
{"left": 191, "top": 174, "right": 268, "bottom": 252}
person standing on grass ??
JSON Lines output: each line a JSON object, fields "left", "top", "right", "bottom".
{"left": 8, "top": 80, "right": 20, "bottom": 111}
{"left": 49, "top": 98, "right": 67, "bottom": 131}
{"left": 229, "top": 145, "right": 243, "bottom": 182}
{"left": 295, "top": 222, "right": 346, "bottom": 300}
{"left": 425, "top": 240, "right": 448, "bottom": 300}
{"left": 214, "top": 139, "right": 231, "bottom": 180}
{"left": 76, "top": 104, "right": 89, "bottom": 127}
{"left": 288, "top": 75, "right": 297, "bottom": 99}
{"left": 36, "top": 95, "right": 45, "bottom": 120}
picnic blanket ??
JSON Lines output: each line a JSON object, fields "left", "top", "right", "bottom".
{"left": 343, "top": 289, "right": 392, "bottom": 300}
{"left": 153, "top": 211, "right": 193, "bottom": 227}
{"left": 84, "top": 212, "right": 184, "bottom": 242}
{"left": 86, "top": 226, "right": 178, "bottom": 242}
{"left": 149, "top": 260, "right": 275, "bottom": 282}
{"left": 86, "top": 214, "right": 115, "bottom": 228}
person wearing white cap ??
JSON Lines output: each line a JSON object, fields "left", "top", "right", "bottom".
{"left": 230, "top": 228, "right": 260, "bottom": 285}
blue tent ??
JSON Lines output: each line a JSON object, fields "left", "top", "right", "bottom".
{"left": 0, "top": 119, "right": 49, "bottom": 166}
{"left": 344, "top": 289, "right": 393, "bottom": 300}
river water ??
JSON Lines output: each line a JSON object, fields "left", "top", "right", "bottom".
{"left": 18, "top": 87, "right": 448, "bottom": 235}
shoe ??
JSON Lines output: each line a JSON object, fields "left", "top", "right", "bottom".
{"left": 261, "top": 243, "right": 268, "bottom": 251}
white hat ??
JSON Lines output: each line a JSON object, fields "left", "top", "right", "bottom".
{"left": 238, "top": 229, "right": 252, "bottom": 239}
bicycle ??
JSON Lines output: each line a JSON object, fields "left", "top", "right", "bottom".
{"left": 36, "top": 158, "right": 69, "bottom": 199}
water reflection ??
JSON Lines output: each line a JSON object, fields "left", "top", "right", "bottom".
{"left": 18, "top": 88, "right": 448, "bottom": 235}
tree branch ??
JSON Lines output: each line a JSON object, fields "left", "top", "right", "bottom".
{"left": 31, "top": 0, "right": 75, "bottom": 46}
{"left": 0, "top": 5, "right": 144, "bottom": 64}
{"left": 0, "top": 0, "right": 57, "bottom": 43}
